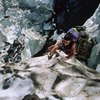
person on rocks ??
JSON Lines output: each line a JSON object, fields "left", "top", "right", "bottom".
{"left": 48, "top": 28, "right": 79, "bottom": 60}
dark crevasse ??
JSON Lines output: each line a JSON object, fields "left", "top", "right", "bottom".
{"left": 54, "top": 0, "right": 100, "bottom": 33}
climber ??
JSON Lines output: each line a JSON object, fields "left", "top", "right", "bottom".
{"left": 48, "top": 28, "right": 79, "bottom": 60}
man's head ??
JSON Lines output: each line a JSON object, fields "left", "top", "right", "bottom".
{"left": 64, "top": 34, "right": 72, "bottom": 46}
{"left": 64, "top": 33, "right": 72, "bottom": 41}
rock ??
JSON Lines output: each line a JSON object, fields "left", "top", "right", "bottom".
{"left": 4, "top": 39, "right": 24, "bottom": 63}
{"left": 21, "top": 29, "right": 47, "bottom": 60}
{"left": 54, "top": 0, "right": 100, "bottom": 31}
{"left": 43, "top": 22, "right": 53, "bottom": 31}
{"left": 18, "top": 0, "right": 54, "bottom": 24}
{"left": 84, "top": 4, "right": 100, "bottom": 69}
{"left": 3, "top": 78, "right": 13, "bottom": 89}
{"left": 76, "top": 34, "right": 93, "bottom": 63}
{"left": 84, "top": 4, "right": 100, "bottom": 43}
{"left": 88, "top": 43, "right": 100, "bottom": 69}
{"left": 0, "top": 1, "right": 100, "bottom": 100}
{"left": 18, "top": 0, "right": 54, "bottom": 11}
{"left": 0, "top": 0, "right": 54, "bottom": 61}
{"left": 0, "top": 55, "right": 100, "bottom": 100}
{"left": 22, "top": 93, "right": 41, "bottom": 100}
{"left": 0, "top": 0, "right": 5, "bottom": 19}
{"left": 96, "top": 64, "right": 100, "bottom": 72}
{"left": 0, "top": 24, "right": 7, "bottom": 44}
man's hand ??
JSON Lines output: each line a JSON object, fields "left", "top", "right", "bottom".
{"left": 61, "top": 57, "right": 68, "bottom": 61}
{"left": 48, "top": 54, "right": 53, "bottom": 60}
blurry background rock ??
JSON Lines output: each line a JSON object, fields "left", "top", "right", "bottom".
{"left": 54, "top": 0, "right": 99, "bottom": 32}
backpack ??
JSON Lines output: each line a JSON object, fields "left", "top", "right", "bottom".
{"left": 66, "top": 28, "right": 79, "bottom": 41}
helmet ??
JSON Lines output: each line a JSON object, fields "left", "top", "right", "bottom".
{"left": 66, "top": 28, "right": 79, "bottom": 41}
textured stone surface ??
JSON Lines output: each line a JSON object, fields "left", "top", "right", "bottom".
{"left": 0, "top": 0, "right": 55, "bottom": 60}
{"left": 0, "top": 55, "right": 100, "bottom": 100}
{"left": 84, "top": 4, "right": 100, "bottom": 69}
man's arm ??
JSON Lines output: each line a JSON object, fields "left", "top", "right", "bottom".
{"left": 48, "top": 40, "right": 62, "bottom": 59}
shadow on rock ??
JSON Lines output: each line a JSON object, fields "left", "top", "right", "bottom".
{"left": 22, "top": 93, "right": 41, "bottom": 100}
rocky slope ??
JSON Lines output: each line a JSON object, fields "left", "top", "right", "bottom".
{"left": 0, "top": 0, "right": 100, "bottom": 100}
{"left": 0, "top": 56, "right": 100, "bottom": 100}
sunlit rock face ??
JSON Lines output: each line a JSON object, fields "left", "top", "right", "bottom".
{"left": 84, "top": 4, "right": 100, "bottom": 69}
{"left": 0, "top": 56, "right": 100, "bottom": 100}
{"left": 21, "top": 29, "right": 47, "bottom": 60}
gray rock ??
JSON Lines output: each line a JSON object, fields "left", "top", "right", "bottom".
{"left": 88, "top": 43, "right": 100, "bottom": 69}
{"left": 0, "top": 55, "right": 100, "bottom": 100}
{"left": 22, "top": 93, "right": 41, "bottom": 100}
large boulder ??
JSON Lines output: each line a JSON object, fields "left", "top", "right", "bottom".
{"left": 84, "top": 4, "right": 100, "bottom": 43}
{"left": 21, "top": 28, "right": 47, "bottom": 60}
{"left": 88, "top": 43, "right": 100, "bottom": 69}
{"left": 84, "top": 4, "right": 100, "bottom": 69}
{"left": 17, "top": 0, "right": 54, "bottom": 24}
{"left": 0, "top": 0, "right": 55, "bottom": 61}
